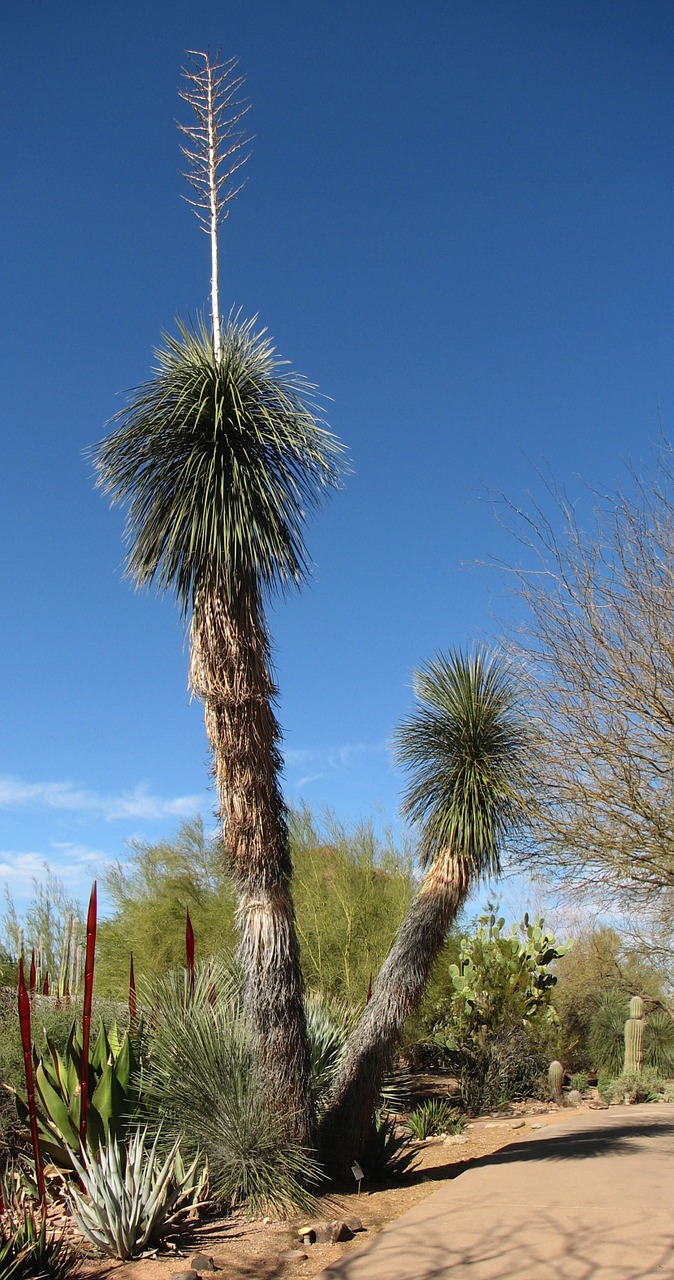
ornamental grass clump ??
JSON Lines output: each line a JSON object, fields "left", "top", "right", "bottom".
{"left": 407, "top": 1099, "right": 464, "bottom": 1140}
{"left": 140, "top": 960, "right": 320, "bottom": 1218}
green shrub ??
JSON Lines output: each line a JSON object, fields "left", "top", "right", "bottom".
{"left": 587, "top": 992, "right": 627, "bottom": 1075}
{"left": 603, "top": 1068, "right": 661, "bottom": 1105}
{"left": 456, "top": 1031, "right": 549, "bottom": 1115}
{"left": 361, "top": 1111, "right": 418, "bottom": 1182}
{"left": 291, "top": 808, "right": 414, "bottom": 1003}
{"left": 569, "top": 1071, "right": 590, "bottom": 1094}
{"left": 407, "top": 1099, "right": 464, "bottom": 1139}
{"left": 0, "top": 1181, "right": 80, "bottom": 1280}
{"left": 644, "top": 1011, "right": 674, "bottom": 1076}
{"left": 139, "top": 960, "right": 319, "bottom": 1217}
{"left": 304, "top": 991, "right": 356, "bottom": 1114}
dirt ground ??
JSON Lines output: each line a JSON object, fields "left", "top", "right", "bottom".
{"left": 75, "top": 1102, "right": 575, "bottom": 1280}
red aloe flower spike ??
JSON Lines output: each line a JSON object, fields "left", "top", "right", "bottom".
{"left": 129, "top": 953, "right": 137, "bottom": 1030}
{"left": 366, "top": 972, "right": 373, "bottom": 1004}
{"left": 79, "top": 882, "right": 97, "bottom": 1148}
{"left": 42, "top": 973, "right": 49, "bottom": 996}
{"left": 186, "top": 908, "right": 195, "bottom": 998}
{"left": 18, "top": 958, "right": 45, "bottom": 1201}
{"left": 29, "top": 951, "right": 36, "bottom": 997}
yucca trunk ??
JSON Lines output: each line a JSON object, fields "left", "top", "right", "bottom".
{"left": 319, "top": 853, "right": 469, "bottom": 1176}
{"left": 190, "top": 587, "right": 313, "bottom": 1147}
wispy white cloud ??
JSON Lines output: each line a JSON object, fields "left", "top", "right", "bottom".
{"left": 0, "top": 851, "right": 47, "bottom": 883}
{"left": 0, "top": 776, "right": 205, "bottom": 823}
{"left": 283, "top": 741, "right": 387, "bottom": 789}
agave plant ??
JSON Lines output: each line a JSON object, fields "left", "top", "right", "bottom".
{"left": 361, "top": 1110, "right": 418, "bottom": 1182}
{"left": 66, "top": 1126, "right": 204, "bottom": 1260}
{"left": 11, "top": 1019, "right": 142, "bottom": 1169}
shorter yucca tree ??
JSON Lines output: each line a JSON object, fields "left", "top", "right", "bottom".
{"left": 320, "top": 648, "right": 535, "bottom": 1174}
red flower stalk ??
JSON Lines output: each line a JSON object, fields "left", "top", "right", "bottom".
{"left": 129, "top": 953, "right": 137, "bottom": 1030}
{"left": 186, "top": 908, "right": 195, "bottom": 998}
{"left": 79, "top": 882, "right": 97, "bottom": 1148}
{"left": 42, "top": 973, "right": 49, "bottom": 996}
{"left": 18, "top": 958, "right": 45, "bottom": 1201}
{"left": 29, "top": 951, "right": 36, "bottom": 997}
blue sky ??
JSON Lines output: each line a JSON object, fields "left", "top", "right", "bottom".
{"left": 3, "top": 1, "right": 674, "bottom": 922}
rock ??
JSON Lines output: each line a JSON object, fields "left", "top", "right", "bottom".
{"left": 190, "top": 1255, "right": 217, "bottom": 1272}
{"left": 443, "top": 1134, "right": 468, "bottom": 1145}
{"left": 298, "top": 1219, "right": 357, "bottom": 1245}
{"left": 567, "top": 1089, "right": 583, "bottom": 1108}
{"left": 171, "top": 1272, "right": 201, "bottom": 1280}
{"left": 279, "top": 1249, "right": 309, "bottom": 1262}
{"left": 298, "top": 1221, "right": 332, "bottom": 1244}
{"left": 588, "top": 1089, "right": 609, "bottom": 1110}
{"left": 331, "top": 1221, "right": 355, "bottom": 1243}
{"left": 343, "top": 1217, "right": 365, "bottom": 1233}
{"left": 511, "top": 1119, "right": 525, "bottom": 1129}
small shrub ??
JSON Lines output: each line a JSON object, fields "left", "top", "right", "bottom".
{"left": 407, "top": 1099, "right": 464, "bottom": 1139}
{"left": 587, "top": 993, "right": 628, "bottom": 1076}
{"left": 603, "top": 1068, "right": 661, "bottom": 1105}
{"left": 457, "top": 1032, "right": 548, "bottom": 1115}
{"left": 304, "top": 992, "right": 356, "bottom": 1113}
{"left": 569, "top": 1071, "right": 590, "bottom": 1094}
{"left": 140, "top": 960, "right": 320, "bottom": 1217}
{"left": 0, "top": 1179, "right": 80, "bottom": 1280}
{"left": 644, "top": 1011, "right": 674, "bottom": 1076}
{"left": 362, "top": 1111, "right": 418, "bottom": 1181}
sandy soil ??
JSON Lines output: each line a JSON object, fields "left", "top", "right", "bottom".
{"left": 74, "top": 1102, "right": 575, "bottom": 1280}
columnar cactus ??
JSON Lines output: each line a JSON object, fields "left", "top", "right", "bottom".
{"left": 548, "top": 1059, "right": 564, "bottom": 1103}
{"left": 624, "top": 996, "right": 645, "bottom": 1074}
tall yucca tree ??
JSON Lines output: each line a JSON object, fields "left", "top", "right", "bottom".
{"left": 94, "top": 54, "right": 344, "bottom": 1146}
{"left": 319, "top": 648, "right": 534, "bottom": 1173}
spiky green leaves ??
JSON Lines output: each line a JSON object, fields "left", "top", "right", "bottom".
{"left": 394, "top": 649, "right": 533, "bottom": 876}
{"left": 94, "top": 316, "right": 344, "bottom": 613}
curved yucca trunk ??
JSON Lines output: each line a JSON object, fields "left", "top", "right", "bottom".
{"left": 190, "top": 587, "right": 313, "bottom": 1147}
{"left": 319, "top": 854, "right": 468, "bottom": 1176}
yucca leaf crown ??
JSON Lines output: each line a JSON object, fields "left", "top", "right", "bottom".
{"left": 394, "top": 648, "right": 532, "bottom": 875}
{"left": 94, "top": 315, "right": 344, "bottom": 614}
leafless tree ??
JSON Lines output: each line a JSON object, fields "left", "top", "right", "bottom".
{"left": 497, "top": 443, "right": 674, "bottom": 934}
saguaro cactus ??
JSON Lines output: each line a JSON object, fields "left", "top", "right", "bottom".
{"left": 548, "top": 1059, "right": 564, "bottom": 1103}
{"left": 624, "top": 996, "right": 645, "bottom": 1074}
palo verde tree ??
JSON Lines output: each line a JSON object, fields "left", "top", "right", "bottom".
{"left": 94, "top": 53, "right": 343, "bottom": 1146}
{"left": 319, "top": 648, "right": 535, "bottom": 1173}
{"left": 498, "top": 446, "right": 674, "bottom": 954}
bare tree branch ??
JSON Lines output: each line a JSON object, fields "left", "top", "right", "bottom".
{"left": 496, "top": 443, "right": 674, "bottom": 943}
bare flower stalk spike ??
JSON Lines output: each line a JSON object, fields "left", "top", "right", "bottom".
{"left": 178, "top": 51, "right": 251, "bottom": 362}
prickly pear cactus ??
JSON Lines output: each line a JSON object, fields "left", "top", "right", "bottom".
{"left": 548, "top": 1059, "right": 564, "bottom": 1103}
{"left": 624, "top": 997, "right": 645, "bottom": 1074}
